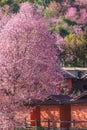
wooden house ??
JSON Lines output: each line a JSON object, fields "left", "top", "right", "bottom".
{"left": 62, "top": 67, "right": 87, "bottom": 93}
{"left": 17, "top": 92, "right": 87, "bottom": 129}
{"left": 15, "top": 68, "right": 87, "bottom": 129}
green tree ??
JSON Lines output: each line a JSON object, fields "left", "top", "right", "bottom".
{"left": 63, "top": 32, "right": 87, "bottom": 67}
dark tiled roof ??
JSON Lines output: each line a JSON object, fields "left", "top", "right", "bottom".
{"left": 24, "top": 95, "right": 72, "bottom": 106}
{"left": 71, "top": 98, "right": 87, "bottom": 104}
{"left": 71, "top": 91, "right": 87, "bottom": 104}
{"left": 23, "top": 99, "right": 42, "bottom": 106}
{"left": 63, "top": 70, "right": 77, "bottom": 79}
{"left": 43, "top": 95, "right": 72, "bottom": 105}
{"left": 74, "top": 91, "right": 87, "bottom": 100}
{"left": 81, "top": 74, "right": 87, "bottom": 79}
{"left": 24, "top": 92, "right": 87, "bottom": 106}
{"left": 45, "top": 94, "right": 71, "bottom": 100}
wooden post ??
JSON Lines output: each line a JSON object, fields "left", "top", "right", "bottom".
{"left": 60, "top": 105, "right": 71, "bottom": 129}
{"left": 30, "top": 106, "right": 40, "bottom": 126}
{"left": 52, "top": 120, "right": 55, "bottom": 130}
{"left": 35, "top": 120, "right": 37, "bottom": 126}
{"left": 24, "top": 117, "right": 27, "bottom": 128}
{"left": 48, "top": 119, "right": 50, "bottom": 130}
{"left": 66, "top": 78, "right": 72, "bottom": 94}
{"left": 73, "top": 120, "right": 75, "bottom": 127}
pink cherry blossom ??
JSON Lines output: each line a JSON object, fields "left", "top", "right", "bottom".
{"left": 0, "top": 2, "right": 63, "bottom": 129}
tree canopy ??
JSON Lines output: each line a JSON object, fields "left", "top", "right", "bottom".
{"left": 62, "top": 32, "right": 87, "bottom": 67}
{"left": 0, "top": 2, "right": 63, "bottom": 129}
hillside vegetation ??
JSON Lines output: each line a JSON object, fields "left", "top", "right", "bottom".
{"left": 0, "top": 0, "right": 87, "bottom": 67}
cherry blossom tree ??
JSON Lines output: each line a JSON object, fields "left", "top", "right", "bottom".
{"left": 0, "top": 6, "right": 14, "bottom": 32}
{"left": 65, "top": 7, "right": 77, "bottom": 20}
{"left": 0, "top": 2, "right": 63, "bottom": 129}
{"left": 78, "top": 9, "right": 87, "bottom": 24}
{"left": 65, "top": 7, "right": 87, "bottom": 24}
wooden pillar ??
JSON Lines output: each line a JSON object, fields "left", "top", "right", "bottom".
{"left": 60, "top": 105, "right": 71, "bottom": 129}
{"left": 67, "top": 79, "right": 72, "bottom": 94}
{"left": 30, "top": 106, "right": 40, "bottom": 126}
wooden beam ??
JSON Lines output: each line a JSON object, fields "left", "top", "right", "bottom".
{"left": 62, "top": 67, "right": 87, "bottom": 71}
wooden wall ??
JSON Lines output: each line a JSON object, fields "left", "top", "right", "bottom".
{"left": 71, "top": 104, "right": 87, "bottom": 128}
{"left": 14, "top": 104, "right": 87, "bottom": 128}
{"left": 40, "top": 105, "right": 60, "bottom": 128}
